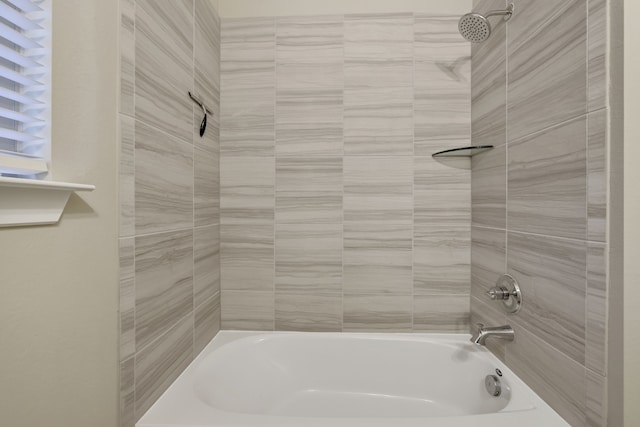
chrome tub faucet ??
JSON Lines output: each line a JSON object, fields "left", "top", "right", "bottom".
{"left": 471, "top": 323, "right": 515, "bottom": 345}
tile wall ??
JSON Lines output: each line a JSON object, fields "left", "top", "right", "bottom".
{"left": 220, "top": 14, "right": 473, "bottom": 332}
{"left": 118, "top": 1, "right": 221, "bottom": 425}
{"left": 469, "top": 0, "right": 609, "bottom": 425}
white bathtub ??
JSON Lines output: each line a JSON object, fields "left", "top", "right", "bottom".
{"left": 137, "top": 331, "right": 569, "bottom": 427}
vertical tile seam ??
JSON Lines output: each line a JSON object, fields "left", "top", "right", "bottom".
{"left": 131, "top": 0, "right": 137, "bottom": 423}
{"left": 272, "top": 16, "right": 277, "bottom": 331}
{"left": 191, "top": 0, "right": 196, "bottom": 358}
{"left": 340, "top": 14, "right": 345, "bottom": 332}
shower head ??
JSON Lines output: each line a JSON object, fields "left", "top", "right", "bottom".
{"left": 458, "top": 3, "right": 514, "bottom": 43}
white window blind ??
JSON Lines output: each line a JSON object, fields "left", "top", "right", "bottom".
{"left": 0, "top": 0, "right": 50, "bottom": 177}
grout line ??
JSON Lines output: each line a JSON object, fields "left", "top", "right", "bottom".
{"left": 473, "top": 223, "right": 605, "bottom": 246}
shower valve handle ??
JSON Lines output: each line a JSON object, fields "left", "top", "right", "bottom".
{"left": 486, "top": 286, "right": 511, "bottom": 300}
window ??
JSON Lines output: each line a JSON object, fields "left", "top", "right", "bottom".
{"left": 0, "top": 0, "right": 50, "bottom": 178}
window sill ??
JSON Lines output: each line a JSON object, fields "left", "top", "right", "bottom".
{"left": 0, "top": 177, "right": 95, "bottom": 227}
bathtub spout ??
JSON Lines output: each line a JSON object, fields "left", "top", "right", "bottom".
{"left": 470, "top": 323, "right": 514, "bottom": 346}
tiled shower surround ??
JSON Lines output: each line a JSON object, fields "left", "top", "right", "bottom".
{"left": 118, "top": 0, "right": 221, "bottom": 425}
{"left": 220, "top": 14, "right": 473, "bottom": 333}
{"left": 469, "top": 0, "right": 609, "bottom": 425}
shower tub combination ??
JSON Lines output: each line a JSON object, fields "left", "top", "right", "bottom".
{"left": 137, "top": 331, "right": 568, "bottom": 427}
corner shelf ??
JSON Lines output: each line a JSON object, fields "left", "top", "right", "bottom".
{"left": 432, "top": 145, "right": 494, "bottom": 158}
{"left": 0, "top": 177, "right": 95, "bottom": 227}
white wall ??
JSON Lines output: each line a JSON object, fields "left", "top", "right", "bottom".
{"left": 0, "top": 1, "right": 119, "bottom": 426}
{"left": 624, "top": 0, "right": 640, "bottom": 424}
{"left": 218, "top": 0, "right": 472, "bottom": 17}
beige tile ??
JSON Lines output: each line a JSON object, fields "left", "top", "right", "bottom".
{"left": 414, "top": 156, "right": 470, "bottom": 226}
{"left": 344, "top": 13, "right": 413, "bottom": 88}
{"left": 588, "top": 109, "right": 607, "bottom": 242}
{"left": 471, "top": 145, "right": 505, "bottom": 228}
{"left": 221, "top": 156, "right": 274, "bottom": 225}
{"left": 275, "top": 223, "right": 342, "bottom": 294}
{"left": 276, "top": 157, "right": 342, "bottom": 193}
{"left": 194, "top": 0, "right": 220, "bottom": 153}
{"left": 586, "top": 369, "right": 607, "bottom": 427}
{"left": 508, "top": 116, "right": 587, "bottom": 240}
{"left": 195, "top": 146, "right": 220, "bottom": 228}
{"left": 507, "top": 0, "right": 587, "bottom": 140}
{"left": 135, "top": 121, "right": 194, "bottom": 235}
{"left": 276, "top": 192, "right": 343, "bottom": 224}
{"left": 275, "top": 292, "right": 342, "bottom": 332}
{"left": 471, "top": 0, "right": 506, "bottom": 149}
{"left": 414, "top": 14, "right": 470, "bottom": 61}
{"left": 343, "top": 223, "right": 412, "bottom": 295}
{"left": 414, "top": 61, "right": 470, "bottom": 156}
{"left": 413, "top": 294, "right": 470, "bottom": 332}
{"left": 136, "top": 0, "right": 194, "bottom": 143}
{"left": 414, "top": 224, "right": 470, "bottom": 295}
{"left": 344, "top": 156, "right": 413, "bottom": 224}
{"left": 194, "top": 224, "right": 220, "bottom": 308}
{"left": 135, "top": 230, "right": 194, "bottom": 351}
{"left": 470, "top": 226, "right": 506, "bottom": 301}
{"left": 344, "top": 86, "right": 413, "bottom": 155}
{"left": 195, "top": 292, "right": 221, "bottom": 355}
{"left": 120, "top": 0, "right": 135, "bottom": 117}
{"left": 221, "top": 224, "right": 274, "bottom": 291}
{"left": 586, "top": 242, "right": 607, "bottom": 375}
{"left": 588, "top": 0, "right": 607, "bottom": 111}
{"left": 508, "top": 232, "right": 586, "bottom": 364}
{"left": 120, "top": 238, "right": 135, "bottom": 361}
{"left": 221, "top": 290, "right": 274, "bottom": 330}
{"left": 120, "top": 115, "right": 135, "bottom": 237}
{"left": 507, "top": 322, "right": 586, "bottom": 426}
{"left": 470, "top": 296, "right": 507, "bottom": 361}
{"left": 221, "top": 18, "right": 275, "bottom": 156}
{"left": 134, "top": 314, "right": 193, "bottom": 418}
{"left": 120, "top": 357, "right": 135, "bottom": 427}
{"left": 344, "top": 294, "right": 412, "bottom": 332}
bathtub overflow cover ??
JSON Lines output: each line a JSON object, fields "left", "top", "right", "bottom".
{"left": 485, "top": 374, "right": 502, "bottom": 397}
{"left": 495, "top": 368, "right": 503, "bottom": 377}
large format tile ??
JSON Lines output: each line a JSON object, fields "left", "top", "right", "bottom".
{"left": 120, "top": 0, "right": 134, "bottom": 117}
{"left": 588, "top": 109, "right": 607, "bottom": 242}
{"left": 343, "top": 223, "right": 413, "bottom": 295}
{"left": 120, "top": 238, "right": 135, "bottom": 361}
{"left": 275, "top": 223, "right": 342, "bottom": 294}
{"left": 471, "top": 142, "right": 505, "bottom": 229}
{"left": 508, "top": 116, "right": 587, "bottom": 240}
{"left": 194, "top": 0, "right": 220, "bottom": 154}
{"left": 470, "top": 226, "right": 506, "bottom": 301}
{"left": 507, "top": 232, "right": 586, "bottom": 364}
{"left": 344, "top": 156, "right": 413, "bottom": 224}
{"left": 470, "top": 0, "right": 506, "bottom": 149}
{"left": 586, "top": 242, "right": 607, "bottom": 375}
{"left": 413, "top": 294, "right": 470, "bottom": 332}
{"left": 194, "top": 146, "right": 220, "bottom": 227}
{"left": 414, "top": 224, "right": 470, "bottom": 295}
{"left": 276, "top": 193, "right": 343, "bottom": 224}
{"left": 135, "top": 230, "right": 194, "bottom": 351}
{"left": 194, "top": 224, "right": 220, "bottom": 308}
{"left": 414, "top": 14, "right": 469, "bottom": 61}
{"left": 275, "top": 292, "right": 342, "bottom": 332}
{"left": 135, "top": 121, "right": 194, "bottom": 235}
{"left": 588, "top": 0, "right": 607, "bottom": 111}
{"left": 508, "top": 0, "right": 577, "bottom": 53}
{"left": 276, "top": 157, "right": 342, "bottom": 193}
{"left": 221, "top": 224, "right": 274, "bottom": 291}
{"left": 344, "top": 294, "right": 412, "bottom": 332}
{"left": 276, "top": 16, "right": 344, "bottom": 157}
{"left": 221, "top": 18, "right": 275, "bottom": 156}
{"left": 414, "top": 156, "right": 470, "bottom": 225}
{"left": 221, "top": 291, "right": 274, "bottom": 330}
{"left": 344, "top": 86, "right": 413, "bottom": 155}
{"left": 136, "top": 0, "right": 194, "bottom": 143}
{"left": 195, "top": 292, "right": 221, "bottom": 355}
{"left": 344, "top": 13, "right": 413, "bottom": 88}
{"left": 586, "top": 369, "right": 607, "bottom": 427}
{"left": 134, "top": 314, "right": 193, "bottom": 418}
{"left": 507, "top": 0, "right": 587, "bottom": 140}
{"left": 221, "top": 156, "right": 274, "bottom": 225}
{"left": 120, "top": 115, "right": 135, "bottom": 237}
{"left": 507, "top": 323, "right": 586, "bottom": 426}
{"left": 120, "top": 357, "right": 135, "bottom": 427}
